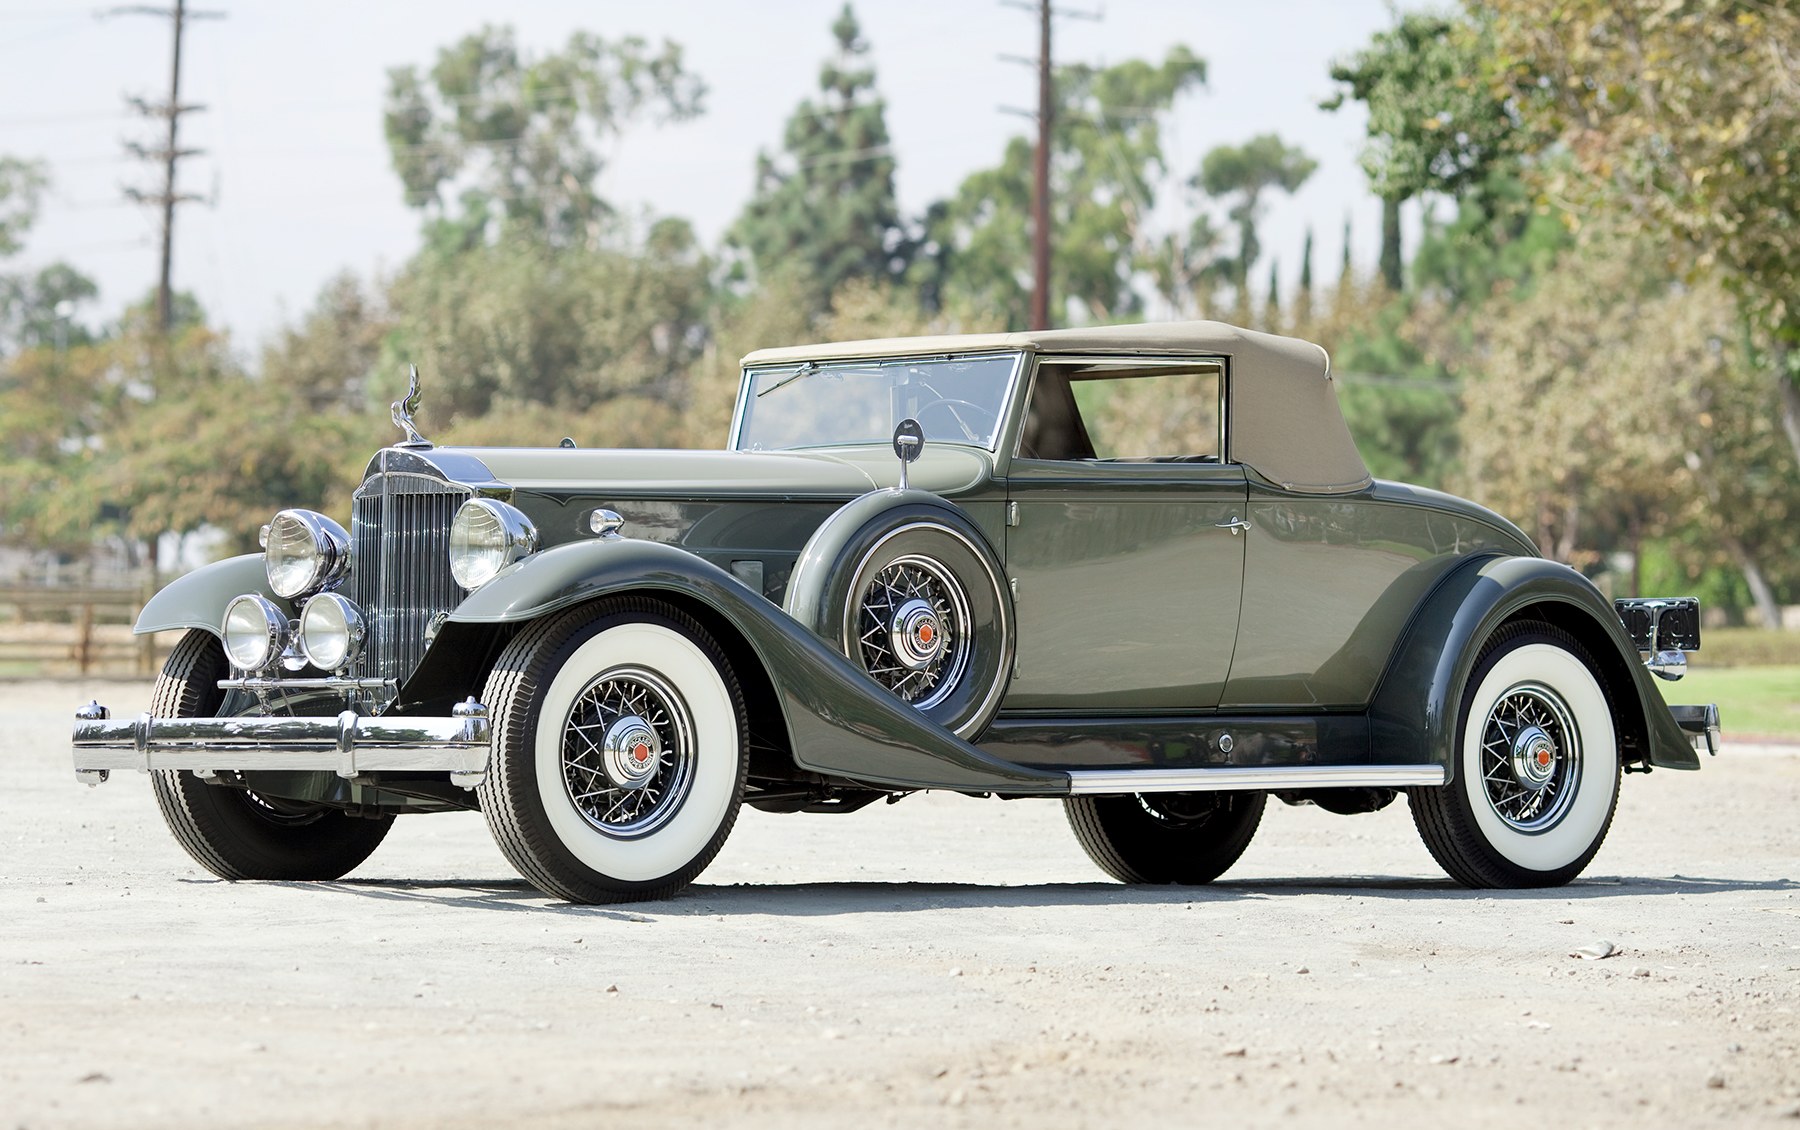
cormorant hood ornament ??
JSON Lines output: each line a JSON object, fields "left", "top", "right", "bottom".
{"left": 390, "top": 364, "right": 431, "bottom": 448}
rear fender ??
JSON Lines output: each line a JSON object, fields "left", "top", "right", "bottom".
{"left": 135, "top": 554, "right": 280, "bottom": 637}
{"left": 443, "top": 537, "right": 1065, "bottom": 794}
{"left": 1369, "top": 554, "right": 1697, "bottom": 774}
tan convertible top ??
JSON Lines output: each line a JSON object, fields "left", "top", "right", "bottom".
{"left": 741, "top": 320, "right": 1372, "bottom": 495}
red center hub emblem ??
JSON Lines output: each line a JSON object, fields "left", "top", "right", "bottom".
{"left": 632, "top": 742, "right": 650, "bottom": 764}
{"left": 918, "top": 622, "right": 935, "bottom": 645}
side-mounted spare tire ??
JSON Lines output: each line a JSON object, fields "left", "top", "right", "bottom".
{"left": 785, "top": 491, "right": 1013, "bottom": 739}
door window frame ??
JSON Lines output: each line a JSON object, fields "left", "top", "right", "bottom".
{"left": 1000, "top": 354, "right": 1233, "bottom": 474}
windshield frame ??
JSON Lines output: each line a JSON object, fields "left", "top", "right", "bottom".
{"left": 727, "top": 350, "right": 1027, "bottom": 454}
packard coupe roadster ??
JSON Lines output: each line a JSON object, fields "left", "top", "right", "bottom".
{"left": 72, "top": 321, "right": 1719, "bottom": 902}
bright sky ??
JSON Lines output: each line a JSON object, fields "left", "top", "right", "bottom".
{"left": 1, "top": 0, "right": 1422, "bottom": 353}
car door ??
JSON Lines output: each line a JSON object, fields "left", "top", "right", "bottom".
{"left": 1000, "top": 359, "right": 1249, "bottom": 711}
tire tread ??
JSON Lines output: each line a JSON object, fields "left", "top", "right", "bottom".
{"left": 1064, "top": 792, "right": 1265, "bottom": 886}
{"left": 150, "top": 630, "right": 393, "bottom": 882}
{"left": 477, "top": 597, "right": 748, "bottom": 904}
{"left": 1408, "top": 621, "right": 1620, "bottom": 888}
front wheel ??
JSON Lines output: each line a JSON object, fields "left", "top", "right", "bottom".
{"left": 1065, "top": 791, "right": 1266, "bottom": 885}
{"left": 478, "top": 597, "right": 748, "bottom": 904}
{"left": 1410, "top": 623, "right": 1621, "bottom": 888}
{"left": 150, "top": 630, "right": 394, "bottom": 881}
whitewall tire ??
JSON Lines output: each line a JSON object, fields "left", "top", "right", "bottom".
{"left": 479, "top": 598, "right": 748, "bottom": 903}
{"left": 1411, "top": 623, "right": 1621, "bottom": 888}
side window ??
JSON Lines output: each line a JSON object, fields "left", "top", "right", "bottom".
{"left": 1017, "top": 363, "right": 1223, "bottom": 462}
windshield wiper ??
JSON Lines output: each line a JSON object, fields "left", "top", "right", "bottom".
{"left": 755, "top": 361, "right": 818, "bottom": 398}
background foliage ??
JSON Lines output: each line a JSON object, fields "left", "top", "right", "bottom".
{"left": 2, "top": 1, "right": 1795, "bottom": 624}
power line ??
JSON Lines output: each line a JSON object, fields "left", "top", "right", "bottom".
{"left": 103, "top": 0, "right": 223, "bottom": 337}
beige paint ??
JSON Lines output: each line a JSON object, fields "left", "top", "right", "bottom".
{"left": 741, "top": 320, "right": 1372, "bottom": 495}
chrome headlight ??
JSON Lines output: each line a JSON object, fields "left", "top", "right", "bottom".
{"left": 449, "top": 499, "right": 537, "bottom": 589}
{"left": 263, "top": 509, "right": 350, "bottom": 599}
{"left": 222, "top": 593, "right": 289, "bottom": 672}
{"left": 299, "top": 592, "right": 366, "bottom": 671}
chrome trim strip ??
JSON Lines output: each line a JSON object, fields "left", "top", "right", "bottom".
{"left": 73, "top": 705, "right": 491, "bottom": 785}
{"left": 1064, "top": 765, "right": 1446, "bottom": 795}
{"left": 219, "top": 676, "right": 396, "bottom": 692}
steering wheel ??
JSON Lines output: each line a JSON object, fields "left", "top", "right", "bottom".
{"left": 914, "top": 398, "right": 998, "bottom": 444}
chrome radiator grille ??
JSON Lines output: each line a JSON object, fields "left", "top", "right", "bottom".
{"left": 348, "top": 471, "right": 471, "bottom": 693}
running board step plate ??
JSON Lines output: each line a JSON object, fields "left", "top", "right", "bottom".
{"left": 1065, "top": 765, "right": 1446, "bottom": 795}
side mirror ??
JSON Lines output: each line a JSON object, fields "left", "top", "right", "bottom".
{"left": 892, "top": 418, "right": 925, "bottom": 491}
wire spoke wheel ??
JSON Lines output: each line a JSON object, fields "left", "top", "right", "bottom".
{"left": 1478, "top": 682, "right": 1581, "bottom": 832}
{"left": 854, "top": 554, "right": 971, "bottom": 711}
{"left": 560, "top": 667, "right": 696, "bottom": 839}
{"left": 478, "top": 598, "right": 748, "bottom": 904}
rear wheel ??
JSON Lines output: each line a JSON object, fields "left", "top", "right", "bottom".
{"left": 1065, "top": 791, "right": 1266, "bottom": 885}
{"left": 1410, "top": 623, "right": 1621, "bottom": 888}
{"left": 150, "top": 630, "right": 394, "bottom": 881}
{"left": 478, "top": 597, "right": 748, "bottom": 904}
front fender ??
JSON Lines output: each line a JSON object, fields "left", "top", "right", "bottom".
{"left": 447, "top": 537, "right": 1066, "bottom": 794}
{"left": 1368, "top": 554, "right": 1698, "bottom": 775}
{"left": 135, "top": 554, "right": 281, "bottom": 637}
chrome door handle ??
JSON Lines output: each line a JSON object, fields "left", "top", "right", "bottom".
{"left": 1216, "top": 516, "right": 1252, "bottom": 535}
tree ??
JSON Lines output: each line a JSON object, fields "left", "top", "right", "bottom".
{"left": 0, "top": 156, "right": 46, "bottom": 258}
{"left": 1408, "top": 168, "right": 1569, "bottom": 305}
{"left": 1458, "top": 231, "right": 1794, "bottom": 623}
{"left": 1483, "top": 0, "right": 1800, "bottom": 473}
{"left": 382, "top": 217, "right": 712, "bottom": 424}
{"left": 1323, "top": 11, "right": 1517, "bottom": 290}
{"left": 728, "top": 5, "right": 903, "bottom": 314}
{"left": 0, "top": 338, "right": 118, "bottom": 553}
{"left": 0, "top": 263, "right": 99, "bottom": 353}
{"left": 1295, "top": 227, "right": 1315, "bottom": 328}
{"left": 0, "top": 156, "right": 100, "bottom": 355}
{"left": 384, "top": 26, "right": 705, "bottom": 249}
{"left": 1195, "top": 134, "right": 1316, "bottom": 316}
{"left": 920, "top": 47, "right": 1207, "bottom": 326}
{"left": 260, "top": 273, "right": 392, "bottom": 416}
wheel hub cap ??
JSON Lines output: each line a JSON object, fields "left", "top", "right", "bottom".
{"left": 1510, "top": 725, "right": 1558, "bottom": 791}
{"left": 889, "top": 598, "right": 946, "bottom": 671}
{"left": 1479, "top": 682, "right": 1582, "bottom": 832}
{"left": 853, "top": 553, "right": 972, "bottom": 710}
{"left": 600, "top": 715, "right": 663, "bottom": 790}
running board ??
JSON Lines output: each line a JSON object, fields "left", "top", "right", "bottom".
{"left": 1064, "top": 765, "right": 1446, "bottom": 795}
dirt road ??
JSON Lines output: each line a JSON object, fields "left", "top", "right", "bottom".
{"left": 4, "top": 678, "right": 1797, "bottom": 1128}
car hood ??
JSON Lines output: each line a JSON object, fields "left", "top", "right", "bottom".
{"left": 423, "top": 445, "right": 992, "bottom": 499}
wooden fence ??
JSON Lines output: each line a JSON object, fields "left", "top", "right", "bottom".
{"left": 0, "top": 584, "right": 164, "bottom": 676}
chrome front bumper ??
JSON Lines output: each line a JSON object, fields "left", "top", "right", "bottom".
{"left": 70, "top": 699, "right": 491, "bottom": 788}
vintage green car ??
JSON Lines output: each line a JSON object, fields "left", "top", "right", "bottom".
{"left": 73, "top": 321, "right": 1719, "bottom": 902}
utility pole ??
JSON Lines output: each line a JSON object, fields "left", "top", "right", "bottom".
{"left": 1001, "top": 1, "right": 1099, "bottom": 330}
{"left": 109, "top": 1, "right": 223, "bottom": 337}
{"left": 1031, "top": 0, "right": 1052, "bottom": 331}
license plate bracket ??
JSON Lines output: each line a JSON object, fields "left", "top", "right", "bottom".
{"left": 1614, "top": 597, "right": 1701, "bottom": 652}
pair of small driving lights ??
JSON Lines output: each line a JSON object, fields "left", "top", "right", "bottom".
{"left": 223, "top": 591, "right": 365, "bottom": 673}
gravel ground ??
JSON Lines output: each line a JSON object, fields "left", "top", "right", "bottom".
{"left": 4, "top": 677, "right": 1798, "bottom": 1129}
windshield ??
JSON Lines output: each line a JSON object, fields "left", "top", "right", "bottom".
{"left": 733, "top": 352, "right": 1021, "bottom": 452}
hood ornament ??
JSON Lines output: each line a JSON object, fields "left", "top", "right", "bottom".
{"left": 390, "top": 364, "right": 431, "bottom": 448}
